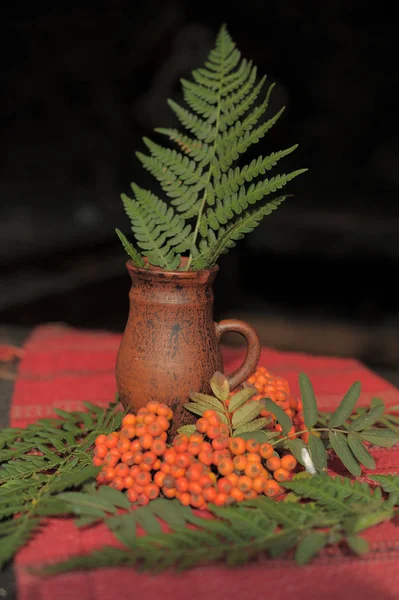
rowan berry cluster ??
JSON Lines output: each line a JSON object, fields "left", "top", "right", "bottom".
{"left": 93, "top": 398, "right": 297, "bottom": 509}
{"left": 242, "top": 366, "right": 309, "bottom": 442}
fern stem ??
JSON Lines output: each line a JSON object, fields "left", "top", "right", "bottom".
{"left": 184, "top": 39, "right": 227, "bottom": 270}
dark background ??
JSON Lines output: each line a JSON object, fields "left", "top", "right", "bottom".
{"left": 1, "top": 1, "right": 399, "bottom": 373}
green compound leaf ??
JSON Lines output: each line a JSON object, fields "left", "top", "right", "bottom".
{"left": 308, "top": 434, "right": 327, "bottom": 472}
{"left": 262, "top": 398, "right": 292, "bottom": 435}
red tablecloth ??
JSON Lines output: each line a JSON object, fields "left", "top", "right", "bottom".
{"left": 10, "top": 325, "right": 399, "bottom": 600}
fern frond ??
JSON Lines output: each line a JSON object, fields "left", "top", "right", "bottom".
{"left": 192, "top": 198, "right": 287, "bottom": 269}
{"left": 218, "top": 106, "right": 286, "bottom": 172}
{"left": 167, "top": 100, "right": 216, "bottom": 143}
{"left": 115, "top": 229, "right": 144, "bottom": 266}
{"left": 284, "top": 475, "right": 385, "bottom": 517}
{"left": 120, "top": 24, "right": 306, "bottom": 270}
{"left": 121, "top": 192, "right": 181, "bottom": 270}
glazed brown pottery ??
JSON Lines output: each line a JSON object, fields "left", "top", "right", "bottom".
{"left": 116, "top": 258, "right": 261, "bottom": 433}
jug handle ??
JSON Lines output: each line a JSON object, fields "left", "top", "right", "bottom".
{"left": 214, "top": 319, "right": 261, "bottom": 391}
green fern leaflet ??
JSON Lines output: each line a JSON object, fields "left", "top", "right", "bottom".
{"left": 118, "top": 24, "right": 307, "bottom": 271}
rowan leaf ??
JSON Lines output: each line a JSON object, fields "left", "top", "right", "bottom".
{"left": 347, "top": 434, "right": 376, "bottom": 469}
{"left": 231, "top": 400, "right": 263, "bottom": 429}
{"left": 209, "top": 371, "right": 230, "bottom": 402}
{"left": 228, "top": 386, "right": 257, "bottom": 413}
{"left": 233, "top": 417, "right": 270, "bottom": 436}
{"left": 329, "top": 381, "right": 361, "bottom": 427}
{"left": 189, "top": 392, "right": 225, "bottom": 412}
{"left": 295, "top": 531, "right": 327, "bottom": 565}
{"left": 262, "top": 398, "right": 292, "bottom": 435}
{"left": 328, "top": 431, "right": 361, "bottom": 476}
{"left": 358, "top": 429, "right": 399, "bottom": 448}
{"left": 308, "top": 434, "right": 327, "bottom": 472}
{"left": 298, "top": 373, "right": 318, "bottom": 429}
{"left": 349, "top": 405, "right": 386, "bottom": 432}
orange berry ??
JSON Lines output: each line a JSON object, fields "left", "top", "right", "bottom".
{"left": 157, "top": 431, "right": 168, "bottom": 442}
{"left": 133, "top": 451, "right": 143, "bottom": 464}
{"left": 189, "top": 432, "right": 204, "bottom": 444}
{"left": 219, "top": 423, "right": 230, "bottom": 437}
{"left": 148, "top": 421, "right": 163, "bottom": 437}
{"left": 273, "top": 467, "right": 290, "bottom": 482}
{"left": 142, "top": 451, "right": 157, "bottom": 467}
{"left": 186, "top": 463, "right": 204, "bottom": 481}
{"left": 207, "top": 425, "right": 222, "bottom": 439}
{"left": 135, "top": 471, "right": 151, "bottom": 486}
{"left": 106, "top": 433, "right": 119, "bottom": 448}
{"left": 259, "top": 443, "right": 274, "bottom": 459}
{"left": 93, "top": 456, "right": 103, "bottom": 467}
{"left": 188, "top": 481, "right": 202, "bottom": 495}
{"left": 143, "top": 413, "right": 156, "bottom": 425}
{"left": 237, "top": 475, "right": 253, "bottom": 493}
{"left": 264, "top": 480, "right": 281, "bottom": 498}
{"left": 122, "top": 414, "right": 136, "bottom": 427}
{"left": 212, "top": 448, "right": 230, "bottom": 465}
{"left": 139, "top": 434, "right": 153, "bottom": 450}
{"left": 227, "top": 472, "right": 239, "bottom": 487}
{"left": 137, "top": 493, "right": 150, "bottom": 506}
{"left": 146, "top": 401, "right": 159, "bottom": 414}
{"left": 245, "top": 439, "right": 260, "bottom": 453}
{"left": 163, "top": 487, "right": 176, "bottom": 499}
{"left": 187, "top": 441, "right": 201, "bottom": 456}
{"left": 217, "top": 458, "right": 234, "bottom": 476}
{"left": 133, "top": 483, "right": 144, "bottom": 494}
{"left": 212, "top": 436, "right": 229, "bottom": 450}
{"left": 233, "top": 455, "right": 247, "bottom": 471}
{"left": 281, "top": 454, "right": 297, "bottom": 471}
{"left": 140, "top": 462, "right": 152, "bottom": 472}
{"left": 96, "top": 471, "right": 106, "bottom": 484}
{"left": 170, "top": 465, "right": 186, "bottom": 479}
{"left": 163, "top": 448, "right": 177, "bottom": 464}
{"left": 173, "top": 434, "right": 188, "bottom": 452}
{"left": 151, "top": 439, "right": 166, "bottom": 456}
{"left": 162, "top": 474, "right": 176, "bottom": 489}
{"left": 199, "top": 474, "right": 214, "bottom": 489}
{"left": 198, "top": 451, "right": 213, "bottom": 466}
{"left": 144, "top": 483, "right": 160, "bottom": 500}
{"left": 229, "top": 487, "right": 245, "bottom": 502}
{"left": 157, "top": 415, "right": 170, "bottom": 431}
{"left": 217, "top": 477, "right": 233, "bottom": 495}
{"left": 179, "top": 492, "right": 191, "bottom": 506}
{"left": 200, "top": 441, "right": 213, "bottom": 453}
{"left": 244, "top": 462, "right": 262, "bottom": 478}
{"left": 203, "top": 486, "right": 217, "bottom": 502}
{"left": 103, "top": 451, "right": 119, "bottom": 468}
{"left": 153, "top": 458, "right": 161, "bottom": 471}
{"left": 130, "top": 439, "right": 141, "bottom": 453}
{"left": 244, "top": 490, "right": 258, "bottom": 500}
{"left": 166, "top": 408, "right": 173, "bottom": 421}
{"left": 228, "top": 437, "right": 246, "bottom": 455}
{"left": 288, "top": 395, "right": 298, "bottom": 409}
{"left": 156, "top": 403, "right": 169, "bottom": 417}
{"left": 285, "top": 408, "right": 295, "bottom": 418}
{"left": 123, "top": 475, "right": 134, "bottom": 489}
{"left": 95, "top": 434, "right": 107, "bottom": 446}
{"left": 196, "top": 418, "right": 209, "bottom": 433}
{"left": 214, "top": 493, "right": 228, "bottom": 506}
{"left": 266, "top": 456, "right": 281, "bottom": 471}
{"left": 94, "top": 444, "right": 108, "bottom": 458}
{"left": 135, "top": 423, "right": 148, "bottom": 437}
{"left": 175, "top": 453, "right": 191, "bottom": 469}
{"left": 161, "top": 462, "right": 171, "bottom": 474}
{"left": 103, "top": 467, "right": 116, "bottom": 482}
{"left": 120, "top": 425, "right": 136, "bottom": 439}
{"left": 190, "top": 493, "right": 205, "bottom": 508}
{"left": 246, "top": 452, "right": 261, "bottom": 463}
{"left": 208, "top": 413, "right": 221, "bottom": 427}
{"left": 176, "top": 477, "right": 189, "bottom": 493}
{"left": 129, "top": 465, "right": 140, "bottom": 478}
{"left": 127, "top": 488, "right": 138, "bottom": 503}
{"left": 115, "top": 463, "right": 130, "bottom": 478}
{"left": 121, "top": 451, "right": 135, "bottom": 465}
{"left": 110, "top": 476, "right": 125, "bottom": 491}
{"left": 116, "top": 438, "right": 131, "bottom": 453}
{"left": 203, "top": 409, "right": 217, "bottom": 420}
{"left": 301, "top": 432, "right": 310, "bottom": 443}
{"left": 154, "top": 471, "right": 166, "bottom": 488}
{"left": 252, "top": 476, "right": 266, "bottom": 493}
